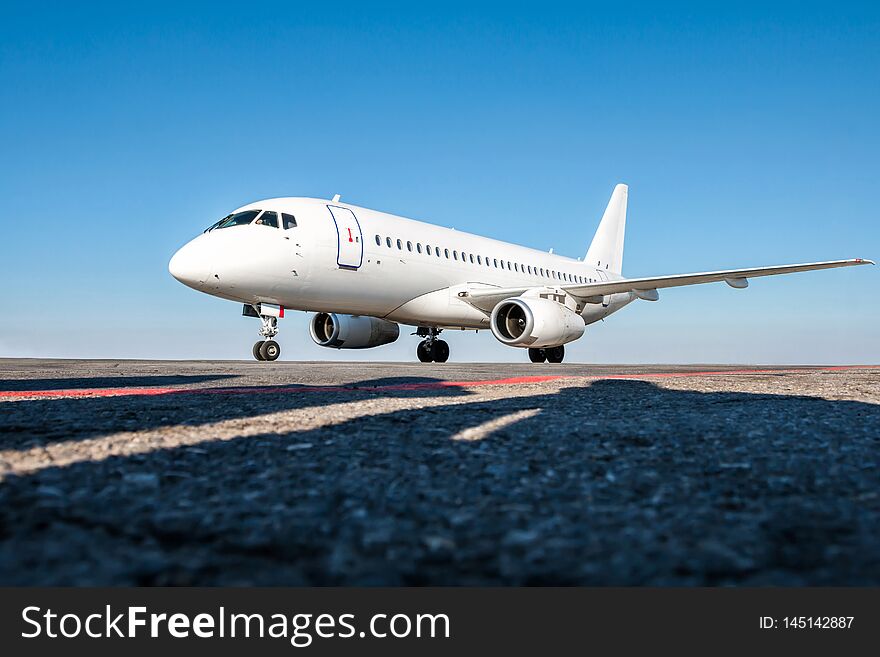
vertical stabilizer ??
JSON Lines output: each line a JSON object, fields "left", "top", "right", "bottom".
{"left": 585, "top": 184, "right": 627, "bottom": 274}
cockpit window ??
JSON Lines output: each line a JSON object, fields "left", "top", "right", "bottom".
{"left": 211, "top": 210, "right": 260, "bottom": 230}
{"left": 281, "top": 213, "right": 297, "bottom": 229}
{"left": 255, "top": 211, "right": 278, "bottom": 228}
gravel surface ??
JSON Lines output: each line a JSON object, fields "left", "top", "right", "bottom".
{"left": 0, "top": 359, "right": 878, "bottom": 585}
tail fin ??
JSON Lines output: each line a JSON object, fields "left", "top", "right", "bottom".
{"left": 585, "top": 183, "right": 627, "bottom": 274}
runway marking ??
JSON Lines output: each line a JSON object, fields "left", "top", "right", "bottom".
{"left": 0, "top": 375, "right": 563, "bottom": 399}
{"left": 0, "top": 366, "right": 874, "bottom": 400}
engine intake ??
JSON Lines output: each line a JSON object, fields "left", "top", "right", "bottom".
{"left": 490, "top": 297, "right": 585, "bottom": 348}
{"left": 309, "top": 313, "right": 400, "bottom": 349}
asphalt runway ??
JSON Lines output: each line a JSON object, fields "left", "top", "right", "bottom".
{"left": 1, "top": 359, "right": 878, "bottom": 585}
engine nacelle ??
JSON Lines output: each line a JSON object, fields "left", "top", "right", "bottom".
{"left": 490, "top": 297, "right": 585, "bottom": 348}
{"left": 309, "top": 313, "right": 400, "bottom": 349}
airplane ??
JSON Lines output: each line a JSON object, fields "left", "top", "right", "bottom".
{"left": 168, "top": 185, "right": 872, "bottom": 362}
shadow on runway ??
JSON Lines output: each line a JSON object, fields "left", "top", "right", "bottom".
{"left": 0, "top": 374, "right": 240, "bottom": 391}
{"left": 0, "top": 377, "right": 474, "bottom": 449}
{"left": 0, "top": 379, "right": 878, "bottom": 586}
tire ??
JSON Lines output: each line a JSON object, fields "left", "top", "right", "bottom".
{"left": 260, "top": 340, "right": 281, "bottom": 361}
{"left": 545, "top": 345, "right": 565, "bottom": 363}
{"left": 432, "top": 340, "right": 450, "bottom": 363}
{"left": 253, "top": 341, "right": 266, "bottom": 361}
{"left": 417, "top": 340, "right": 433, "bottom": 362}
{"left": 528, "top": 348, "right": 546, "bottom": 363}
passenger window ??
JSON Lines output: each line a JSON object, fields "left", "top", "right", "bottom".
{"left": 477, "top": 255, "right": 482, "bottom": 265}
{"left": 417, "top": 243, "right": 422, "bottom": 253}
{"left": 397, "top": 239, "right": 402, "bottom": 249}
{"left": 386, "top": 237, "right": 392, "bottom": 248}
{"left": 407, "top": 241, "right": 413, "bottom": 252}
{"left": 493, "top": 258, "right": 498, "bottom": 267}
{"left": 469, "top": 254, "right": 475, "bottom": 264}
{"left": 453, "top": 251, "right": 458, "bottom": 260}
{"left": 436, "top": 247, "right": 441, "bottom": 257}
{"left": 281, "top": 213, "right": 297, "bottom": 229}
{"left": 375, "top": 235, "right": 381, "bottom": 246}
{"left": 444, "top": 248, "right": 450, "bottom": 258}
{"left": 426, "top": 245, "right": 432, "bottom": 255}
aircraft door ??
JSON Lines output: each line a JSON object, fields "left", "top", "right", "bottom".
{"left": 327, "top": 205, "right": 364, "bottom": 269}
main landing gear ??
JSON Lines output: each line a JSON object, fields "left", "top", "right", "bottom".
{"left": 415, "top": 327, "right": 449, "bottom": 363}
{"left": 253, "top": 313, "right": 281, "bottom": 361}
{"left": 528, "top": 345, "right": 565, "bottom": 363}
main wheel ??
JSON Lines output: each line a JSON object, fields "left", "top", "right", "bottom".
{"left": 417, "top": 340, "right": 433, "bottom": 362}
{"left": 528, "top": 348, "right": 546, "bottom": 363}
{"left": 253, "top": 341, "right": 266, "bottom": 361}
{"left": 545, "top": 345, "right": 565, "bottom": 363}
{"left": 432, "top": 340, "right": 450, "bottom": 363}
{"left": 259, "top": 340, "right": 281, "bottom": 361}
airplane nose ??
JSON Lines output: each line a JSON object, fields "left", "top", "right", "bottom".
{"left": 168, "top": 238, "right": 211, "bottom": 289}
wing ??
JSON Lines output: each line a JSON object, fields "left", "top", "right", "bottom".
{"left": 463, "top": 258, "right": 873, "bottom": 311}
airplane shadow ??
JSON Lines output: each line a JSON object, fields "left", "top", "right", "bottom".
{"left": 0, "top": 376, "right": 473, "bottom": 449}
{"left": 0, "top": 374, "right": 240, "bottom": 392}
{"left": 0, "top": 379, "right": 878, "bottom": 585}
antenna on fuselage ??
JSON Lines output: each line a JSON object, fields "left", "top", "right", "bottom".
{"left": 332, "top": 194, "right": 341, "bottom": 203}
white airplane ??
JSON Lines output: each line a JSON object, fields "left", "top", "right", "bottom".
{"left": 168, "top": 185, "right": 872, "bottom": 362}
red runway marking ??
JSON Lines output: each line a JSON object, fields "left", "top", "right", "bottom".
{"left": 0, "top": 375, "right": 564, "bottom": 399}
{"left": 0, "top": 366, "right": 872, "bottom": 400}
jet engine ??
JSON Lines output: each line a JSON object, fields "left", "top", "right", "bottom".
{"left": 490, "top": 297, "right": 585, "bottom": 348}
{"left": 309, "top": 313, "right": 400, "bottom": 349}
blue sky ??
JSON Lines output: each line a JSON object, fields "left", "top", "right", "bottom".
{"left": 1, "top": 1, "right": 877, "bottom": 363}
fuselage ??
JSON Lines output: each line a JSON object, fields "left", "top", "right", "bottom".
{"left": 168, "top": 197, "right": 633, "bottom": 330}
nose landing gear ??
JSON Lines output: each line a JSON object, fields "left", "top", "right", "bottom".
{"left": 252, "top": 310, "right": 281, "bottom": 361}
{"left": 415, "top": 327, "right": 449, "bottom": 363}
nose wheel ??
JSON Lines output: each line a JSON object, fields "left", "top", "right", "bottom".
{"left": 251, "top": 309, "right": 281, "bottom": 361}
{"left": 254, "top": 340, "right": 280, "bottom": 361}
{"left": 415, "top": 327, "right": 449, "bottom": 363}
